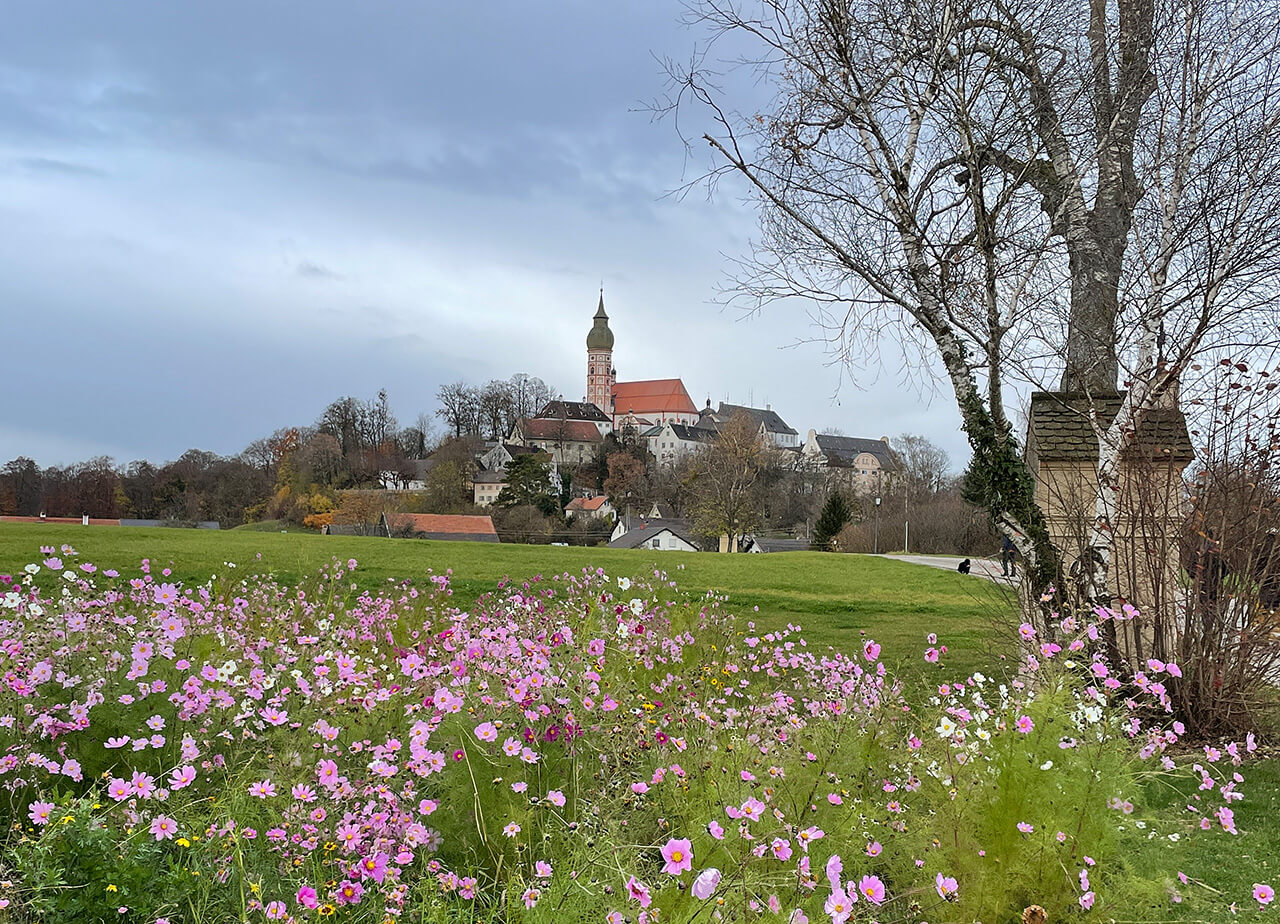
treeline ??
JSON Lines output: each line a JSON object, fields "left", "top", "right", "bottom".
{"left": 0, "top": 376, "right": 558, "bottom": 528}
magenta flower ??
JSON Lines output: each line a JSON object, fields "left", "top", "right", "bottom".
{"left": 1255, "top": 884, "right": 1275, "bottom": 906}
{"left": 1079, "top": 891, "right": 1096, "bottom": 910}
{"left": 335, "top": 880, "right": 364, "bottom": 906}
{"left": 626, "top": 875, "right": 652, "bottom": 907}
{"left": 771, "top": 838, "right": 793, "bottom": 861}
{"left": 359, "top": 852, "right": 389, "bottom": 883}
{"left": 249, "top": 780, "right": 277, "bottom": 799}
{"left": 863, "top": 640, "right": 881, "bottom": 662}
{"left": 1016, "top": 715, "right": 1035, "bottom": 734}
{"left": 692, "top": 867, "right": 721, "bottom": 900}
{"left": 661, "top": 837, "right": 693, "bottom": 875}
{"left": 857, "top": 875, "right": 886, "bottom": 905}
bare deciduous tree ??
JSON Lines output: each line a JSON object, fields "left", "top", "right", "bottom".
{"left": 667, "top": 0, "right": 1280, "bottom": 618}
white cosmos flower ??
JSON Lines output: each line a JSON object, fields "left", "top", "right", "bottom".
{"left": 617, "top": 577, "right": 631, "bottom": 591}
{"left": 936, "top": 717, "right": 957, "bottom": 737}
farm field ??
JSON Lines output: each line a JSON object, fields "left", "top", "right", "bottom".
{"left": 0, "top": 522, "right": 1014, "bottom": 680}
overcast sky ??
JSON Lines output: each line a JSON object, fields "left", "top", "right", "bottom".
{"left": 0, "top": 0, "right": 970, "bottom": 470}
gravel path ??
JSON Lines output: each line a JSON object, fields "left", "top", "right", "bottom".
{"left": 877, "top": 554, "right": 1019, "bottom": 584}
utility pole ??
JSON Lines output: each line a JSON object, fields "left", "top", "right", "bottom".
{"left": 904, "top": 491, "right": 909, "bottom": 554}
{"left": 873, "top": 494, "right": 881, "bottom": 554}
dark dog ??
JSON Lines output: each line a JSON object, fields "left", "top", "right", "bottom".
{"left": 957, "top": 558, "right": 972, "bottom": 574}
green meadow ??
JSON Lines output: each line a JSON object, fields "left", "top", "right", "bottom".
{"left": 0, "top": 522, "right": 1014, "bottom": 680}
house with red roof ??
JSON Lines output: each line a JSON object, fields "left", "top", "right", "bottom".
{"left": 564, "top": 494, "right": 614, "bottom": 521}
{"left": 380, "top": 513, "right": 499, "bottom": 542}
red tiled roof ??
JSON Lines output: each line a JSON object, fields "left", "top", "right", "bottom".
{"left": 385, "top": 514, "right": 497, "bottom": 536}
{"left": 0, "top": 516, "right": 121, "bottom": 526}
{"left": 566, "top": 496, "right": 609, "bottom": 511}
{"left": 519, "top": 418, "right": 605, "bottom": 442}
{"left": 612, "top": 379, "right": 697, "bottom": 416}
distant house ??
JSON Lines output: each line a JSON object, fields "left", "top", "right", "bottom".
{"left": 645, "top": 502, "right": 676, "bottom": 519}
{"left": 380, "top": 513, "right": 499, "bottom": 542}
{"left": 609, "top": 517, "right": 703, "bottom": 552}
{"left": 745, "top": 536, "right": 812, "bottom": 553}
{"left": 535, "top": 400, "right": 613, "bottom": 436}
{"left": 378, "top": 459, "right": 430, "bottom": 491}
{"left": 646, "top": 420, "right": 717, "bottom": 466}
{"left": 510, "top": 417, "right": 604, "bottom": 466}
{"left": 799, "top": 430, "right": 898, "bottom": 495}
{"left": 479, "top": 442, "right": 541, "bottom": 473}
{"left": 701, "top": 401, "right": 800, "bottom": 449}
{"left": 565, "top": 495, "right": 614, "bottom": 521}
{"left": 472, "top": 470, "right": 508, "bottom": 507}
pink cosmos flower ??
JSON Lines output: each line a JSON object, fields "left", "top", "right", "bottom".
{"left": 771, "top": 838, "right": 793, "bottom": 861}
{"left": 865, "top": 840, "right": 882, "bottom": 857}
{"left": 1016, "top": 715, "right": 1035, "bottom": 733}
{"left": 708, "top": 820, "right": 725, "bottom": 840}
{"left": 170, "top": 766, "right": 197, "bottom": 790}
{"left": 935, "top": 873, "right": 959, "bottom": 899}
{"left": 1255, "top": 884, "right": 1275, "bottom": 906}
{"left": 149, "top": 815, "right": 177, "bottom": 841}
{"left": 626, "top": 875, "right": 652, "bottom": 907}
{"left": 28, "top": 801, "right": 55, "bottom": 825}
{"left": 1018, "top": 822, "right": 1034, "bottom": 833}
{"left": 1079, "top": 891, "right": 1096, "bottom": 910}
{"left": 692, "top": 868, "right": 721, "bottom": 899}
{"left": 536, "top": 860, "right": 553, "bottom": 878}
{"left": 335, "top": 880, "right": 364, "bottom": 905}
{"left": 825, "top": 855, "right": 843, "bottom": 892}
{"left": 863, "top": 640, "right": 881, "bottom": 662}
{"left": 547, "top": 789, "right": 567, "bottom": 807}
{"left": 523, "top": 887, "right": 541, "bottom": 909}
{"left": 857, "top": 875, "right": 886, "bottom": 905}
{"left": 504, "top": 823, "right": 521, "bottom": 837}
{"left": 661, "top": 838, "right": 693, "bottom": 875}
{"left": 359, "top": 853, "right": 389, "bottom": 883}
{"left": 249, "top": 780, "right": 277, "bottom": 799}
{"left": 475, "top": 721, "right": 498, "bottom": 742}
{"left": 265, "top": 901, "right": 287, "bottom": 919}
{"left": 824, "top": 889, "right": 854, "bottom": 924}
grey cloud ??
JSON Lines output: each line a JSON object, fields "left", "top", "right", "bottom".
{"left": 17, "top": 156, "right": 105, "bottom": 177}
{"left": 295, "top": 260, "right": 341, "bottom": 281}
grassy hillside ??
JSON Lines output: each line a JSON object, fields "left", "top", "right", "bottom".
{"left": 0, "top": 522, "right": 1014, "bottom": 679}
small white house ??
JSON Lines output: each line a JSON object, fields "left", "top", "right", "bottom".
{"left": 608, "top": 518, "right": 702, "bottom": 552}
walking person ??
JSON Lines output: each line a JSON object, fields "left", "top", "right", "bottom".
{"left": 1000, "top": 535, "right": 1016, "bottom": 578}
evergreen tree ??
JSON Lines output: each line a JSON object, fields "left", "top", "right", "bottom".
{"left": 496, "top": 454, "right": 557, "bottom": 515}
{"left": 811, "top": 491, "right": 852, "bottom": 551}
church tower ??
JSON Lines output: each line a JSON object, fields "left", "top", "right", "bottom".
{"left": 586, "top": 291, "right": 616, "bottom": 416}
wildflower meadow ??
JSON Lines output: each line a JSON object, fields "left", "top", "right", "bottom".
{"left": 0, "top": 544, "right": 1268, "bottom": 922}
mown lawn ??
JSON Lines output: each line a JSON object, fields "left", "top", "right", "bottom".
{"left": 0, "top": 522, "right": 1015, "bottom": 680}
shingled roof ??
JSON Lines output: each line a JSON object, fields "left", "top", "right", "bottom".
{"left": 517, "top": 418, "right": 606, "bottom": 442}
{"left": 381, "top": 513, "right": 499, "bottom": 542}
{"left": 612, "top": 379, "right": 698, "bottom": 417}
{"left": 813, "top": 434, "right": 898, "bottom": 470}
{"left": 537, "top": 400, "right": 611, "bottom": 423}
{"left": 716, "top": 403, "right": 797, "bottom": 436}
{"left": 1026, "top": 392, "right": 1195, "bottom": 464}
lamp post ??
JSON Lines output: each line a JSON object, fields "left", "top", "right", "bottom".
{"left": 873, "top": 494, "right": 881, "bottom": 554}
